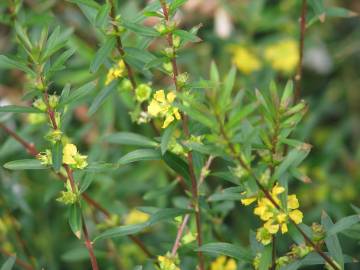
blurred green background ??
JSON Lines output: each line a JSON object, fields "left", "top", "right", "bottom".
{"left": 0, "top": 0, "right": 359, "bottom": 269}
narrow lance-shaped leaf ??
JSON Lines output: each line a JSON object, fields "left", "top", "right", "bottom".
{"left": 104, "top": 132, "right": 158, "bottom": 148}
{"left": 68, "top": 204, "right": 82, "bottom": 239}
{"left": 118, "top": 149, "right": 161, "bottom": 165}
{"left": 4, "top": 159, "right": 47, "bottom": 170}
{"left": 197, "top": 242, "right": 253, "bottom": 262}
{"left": 88, "top": 80, "right": 117, "bottom": 116}
{"left": 90, "top": 36, "right": 116, "bottom": 73}
{"left": 1, "top": 256, "right": 16, "bottom": 270}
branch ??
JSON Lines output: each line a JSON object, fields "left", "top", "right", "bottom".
{"left": 294, "top": 0, "right": 307, "bottom": 102}
{"left": 159, "top": 2, "right": 205, "bottom": 269}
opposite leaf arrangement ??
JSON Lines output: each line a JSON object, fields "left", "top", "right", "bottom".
{"left": 0, "top": 1, "right": 359, "bottom": 270}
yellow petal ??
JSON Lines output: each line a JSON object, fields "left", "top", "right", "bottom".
{"left": 173, "top": 108, "right": 181, "bottom": 120}
{"left": 63, "top": 144, "right": 77, "bottom": 164}
{"left": 148, "top": 100, "right": 162, "bottom": 116}
{"left": 281, "top": 223, "right": 288, "bottom": 234}
{"left": 241, "top": 196, "right": 257, "bottom": 206}
{"left": 162, "top": 114, "right": 174, "bottom": 128}
{"left": 154, "top": 90, "right": 166, "bottom": 102}
{"left": 289, "top": 209, "right": 303, "bottom": 224}
{"left": 166, "top": 91, "right": 176, "bottom": 103}
{"left": 272, "top": 183, "right": 285, "bottom": 195}
{"left": 264, "top": 220, "right": 279, "bottom": 234}
{"left": 225, "top": 258, "right": 237, "bottom": 270}
{"left": 287, "top": 194, "right": 299, "bottom": 209}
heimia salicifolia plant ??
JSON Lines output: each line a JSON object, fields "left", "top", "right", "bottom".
{"left": 0, "top": 1, "right": 359, "bottom": 270}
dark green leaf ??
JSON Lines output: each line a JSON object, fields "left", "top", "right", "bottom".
{"left": 105, "top": 132, "right": 158, "bottom": 148}
{"left": 4, "top": 159, "right": 47, "bottom": 170}
{"left": 88, "top": 80, "right": 117, "bottom": 116}
{"left": 161, "top": 123, "right": 176, "bottom": 155}
{"left": 52, "top": 142, "right": 63, "bottom": 172}
{"left": 59, "top": 81, "right": 97, "bottom": 107}
{"left": 118, "top": 149, "right": 161, "bottom": 165}
{"left": 327, "top": 215, "right": 360, "bottom": 236}
{"left": 0, "top": 55, "right": 35, "bottom": 76}
{"left": 68, "top": 204, "right": 82, "bottom": 239}
{"left": 163, "top": 152, "right": 190, "bottom": 183}
{"left": 197, "top": 242, "right": 253, "bottom": 262}
{"left": 0, "top": 105, "right": 42, "bottom": 114}
{"left": 90, "top": 37, "right": 116, "bottom": 73}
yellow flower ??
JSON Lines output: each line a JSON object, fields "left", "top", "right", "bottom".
{"left": 124, "top": 209, "right": 150, "bottom": 225}
{"left": 229, "top": 46, "right": 262, "bottom": 74}
{"left": 36, "top": 149, "right": 52, "bottom": 166}
{"left": 241, "top": 196, "right": 257, "bottom": 206}
{"left": 147, "top": 90, "right": 181, "bottom": 128}
{"left": 289, "top": 209, "right": 303, "bottom": 224}
{"left": 287, "top": 194, "right": 299, "bottom": 209}
{"left": 264, "top": 40, "right": 299, "bottom": 73}
{"left": 256, "top": 227, "right": 272, "bottom": 245}
{"left": 210, "top": 256, "right": 237, "bottom": 270}
{"left": 158, "top": 253, "right": 180, "bottom": 270}
{"left": 105, "top": 60, "right": 126, "bottom": 85}
{"left": 63, "top": 143, "right": 88, "bottom": 169}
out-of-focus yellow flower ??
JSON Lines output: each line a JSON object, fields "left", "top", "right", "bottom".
{"left": 63, "top": 143, "right": 88, "bottom": 169}
{"left": 210, "top": 255, "right": 237, "bottom": 270}
{"left": 105, "top": 60, "right": 126, "bottom": 85}
{"left": 158, "top": 252, "right": 180, "bottom": 270}
{"left": 147, "top": 90, "right": 181, "bottom": 128}
{"left": 264, "top": 40, "right": 299, "bottom": 73}
{"left": 27, "top": 113, "right": 47, "bottom": 124}
{"left": 229, "top": 46, "right": 262, "bottom": 74}
{"left": 124, "top": 209, "right": 150, "bottom": 225}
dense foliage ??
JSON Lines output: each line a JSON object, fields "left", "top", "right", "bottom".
{"left": 0, "top": 1, "right": 359, "bottom": 270}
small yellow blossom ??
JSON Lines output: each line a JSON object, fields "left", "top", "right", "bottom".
{"left": 158, "top": 253, "right": 180, "bottom": 270}
{"left": 240, "top": 196, "right": 257, "bottom": 206}
{"left": 229, "top": 46, "right": 262, "bottom": 74}
{"left": 135, "top": 84, "right": 152, "bottom": 103}
{"left": 124, "top": 209, "right": 150, "bottom": 225}
{"left": 210, "top": 256, "right": 237, "bottom": 270}
{"left": 105, "top": 60, "right": 126, "bottom": 85}
{"left": 264, "top": 40, "right": 299, "bottom": 73}
{"left": 36, "top": 149, "right": 52, "bottom": 166}
{"left": 147, "top": 90, "right": 181, "bottom": 128}
{"left": 63, "top": 143, "right": 88, "bottom": 169}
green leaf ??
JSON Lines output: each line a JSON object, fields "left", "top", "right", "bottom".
{"left": 84, "top": 162, "right": 118, "bottom": 172}
{"left": 51, "top": 142, "right": 63, "bottom": 172}
{"left": 68, "top": 0, "right": 100, "bottom": 9}
{"left": 326, "top": 7, "right": 357, "bottom": 18}
{"left": 327, "top": 215, "right": 360, "bottom": 236}
{"left": 0, "top": 105, "right": 42, "bottom": 114}
{"left": 122, "top": 20, "right": 159, "bottom": 37}
{"left": 197, "top": 242, "right": 253, "bottom": 262}
{"left": 219, "top": 66, "right": 236, "bottom": 110}
{"left": 118, "top": 149, "right": 161, "bottom": 165}
{"left": 208, "top": 187, "right": 244, "bottom": 202}
{"left": 273, "top": 144, "right": 311, "bottom": 180}
{"left": 169, "top": 0, "right": 187, "bottom": 13}
{"left": 90, "top": 36, "right": 116, "bottom": 73}
{"left": 105, "top": 132, "right": 158, "bottom": 148}
{"left": 0, "top": 55, "right": 35, "bottom": 76}
{"left": 4, "top": 159, "right": 47, "bottom": 170}
{"left": 88, "top": 80, "right": 117, "bottom": 116}
{"left": 42, "top": 28, "right": 73, "bottom": 60}
{"left": 161, "top": 123, "right": 176, "bottom": 155}
{"left": 225, "top": 102, "right": 258, "bottom": 130}
{"left": 321, "top": 211, "right": 344, "bottom": 269}
{"left": 68, "top": 204, "right": 82, "bottom": 239}
{"left": 1, "top": 256, "right": 16, "bottom": 270}
{"left": 280, "top": 80, "right": 294, "bottom": 109}
{"left": 173, "top": 29, "right": 200, "bottom": 43}
{"left": 59, "top": 81, "right": 96, "bottom": 107}
{"left": 162, "top": 152, "right": 190, "bottom": 183}
{"left": 95, "top": 3, "right": 110, "bottom": 27}
{"left": 94, "top": 208, "right": 191, "bottom": 241}
{"left": 177, "top": 103, "right": 216, "bottom": 129}
{"left": 259, "top": 245, "right": 272, "bottom": 270}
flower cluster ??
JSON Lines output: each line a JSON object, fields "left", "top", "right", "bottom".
{"left": 210, "top": 256, "right": 237, "bottom": 270}
{"left": 241, "top": 183, "right": 303, "bottom": 245}
{"left": 157, "top": 252, "right": 180, "bottom": 270}
{"left": 147, "top": 90, "right": 181, "bottom": 128}
{"left": 63, "top": 143, "right": 88, "bottom": 170}
{"left": 56, "top": 181, "right": 79, "bottom": 205}
{"left": 105, "top": 59, "right": 126, "bottom": 85}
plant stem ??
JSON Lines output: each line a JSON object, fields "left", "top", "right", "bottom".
{"left": 159, "top": 2, "right": 205, "bottom": 269}
{"left": 214, "top": 113, "right": 340, "bottom": 270}
{"left": 295, "top": 0, "right": 307, "bottom": 102}
{"left": 171, "top": 214, "right": 190, "bottom": 256}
